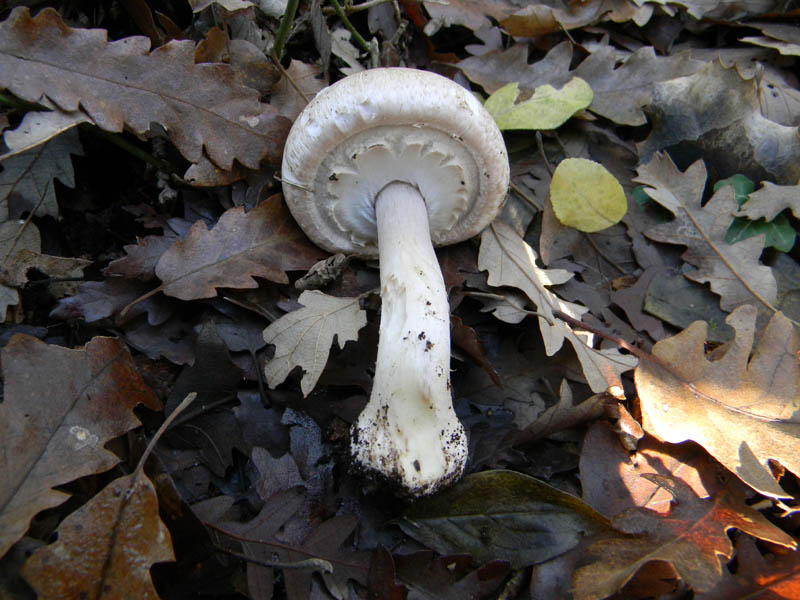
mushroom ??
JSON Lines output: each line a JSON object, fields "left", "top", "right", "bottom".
{"left": 281, "top": 68, "right": 509, "bottom": 496}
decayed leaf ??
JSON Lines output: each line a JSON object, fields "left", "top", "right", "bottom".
{"left": 155, "top": 195, "right": 325, "bottom": 301}
{"left": 0, "top": 126, "right": 82, "bottom": 219}
{"left": 549, "top": 158, "right": 627, "bottom": 232}
{"left": 478, "top": 222, "right": 638, "bottom": 392}
{"left": 484, "top": 78, "right": 593, "bottom": 130}
{"left": 0, "top": 335, "right": 161, "bottom": 557}
{"left": 50, "top": 279, "right": 172, "bottom": 325}
{"left": 638, "top": 61, "right": 800, "bottom": 183}
{"left": 572, "top": 475, "right": 796, "bottom": 600}
{"left": 635, "top": 304, "right": 800, "bottom": 499}
{"left": 735, "top": 181, "right": 800, "bottom": 222}
{"left": 400, "top": 470, "right": 609, "bottom": 568}
{"left": 104, "top": 234, "right": 176, "bottom": 281}
{"left": 394, "top": 551, "right": 510, "bottom": 600}
{"left": 635, "top": 153, "right": 777, "bottom": 313}
{"left": 0, "top": 7, "right": 291, "bottom": 170}
{"left": 263, "top": 291, "right": 367, "bottom": 396}
{"left": 20, "top": 472, "right": 174, "bottom": 598}
{"left": 271, "top": 60, "right": 327, "bottom": 121}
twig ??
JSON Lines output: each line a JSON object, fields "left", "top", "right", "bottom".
{"left": 272, "top": 0, "right": 300, "bottom": 61}
{"left": 213, "top": 546, "right": 333, "bottom": 573}
{"left": 509, "top": 181, "right": 542, "bottom": 212}
{"left": 1, "top": 182, "right": 50, "bottom": 264}
{"left": 329, "top": 0, "right": 371, "bottom": 53}
{"left": 270, "top": 57, "right": 310, "bottom": 105}
{"left": 582, "top": 232, "right": 627, "bottom": 275}
{"left": 322, "top": 0, "right": 393, "bottom": 15}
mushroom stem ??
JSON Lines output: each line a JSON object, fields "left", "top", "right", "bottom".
{"left": 350, "top": 181, "right": 468, "bottom": 496}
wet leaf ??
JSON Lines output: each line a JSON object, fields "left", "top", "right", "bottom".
{"left": 400, "top": 470, "right": 610, "bottom": 568}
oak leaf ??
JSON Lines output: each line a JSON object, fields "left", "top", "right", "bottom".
{"left": 263, "top": 291, "right": 367, "bottom": 396}
{"left": 635, "top": 304, "right": 800, "bottom": 499}
{"left": 20, "top": 472, "right": 173, "bottom": 599}
{"left": 735, "top": 181, "right": 800, "bottom": 222}
{"left": 573, "top": 475, "right": 796, "bottom": 600}
{"left": 0, "top": 7, "right": 290, "bottom": 170}
{"left": 0, "top": 335, "right": 161, "bottom": 557}
{"left": 638, "top": 61, "right": 800, "bottom": 183}
{"left": 478, "top": 222, "right": 637, "bottom": 392}
{"left": 635, "top": 153, "right": 777, "bottom": 313}
{"left": 155, "top": 195, "right": 325, "bottom": 301}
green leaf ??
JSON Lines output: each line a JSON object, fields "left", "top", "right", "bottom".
{"left": 484, "top": 78, "right": 593, "bottom": 131}
{"left": 715, "top": 174, "right": 796, "bottom": 252}
{"left": 726, "top": 214, "right": 796, "bottom": 252}
{"left": 713, "top": 174, "right": 754, "bottom": 208}
{"left": 399, "top": 470, "right": 609, "bottom": 568}
{"left": 549, "top": 158, "right": 627, "bottom": 232}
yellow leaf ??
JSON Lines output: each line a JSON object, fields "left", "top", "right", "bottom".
{"left": 484, "top": 78, "right": 593, "bottom": 130}
{"left": 549, "top": 158, "right": 626, "bottom": 232}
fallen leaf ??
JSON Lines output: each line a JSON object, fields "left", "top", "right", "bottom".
{"left": 0, "top": 335, "right": 161, "bottom": 557}
{"left": 479, "top": 222, "right": 638, "bottom": 392}
{"left": 735, "top": 181, "right": 800, "bottom": 222}
{"left": 271, "top": 60, "right": 327, "bottom": 121}
{"left": 635, "top": 153, "right": 778, "bottom": 313}
{"left": 263, "top": 291, "right": 367, "bottom": 395}
{"left": 0, "top": 126, "right": 82, "bottom": 219}
{"left": 400, "top": 470, "right": 610, "bottom": 568}
{"left": 572, "top": 475, "right": 796, "bottom": 600}
{"left": 0, "top": 7, "right": 290, "bottom": 170}
{"left": 635, "top": 304, "right": 800, "bottom": 499}
{"left": 638, "top": 61, "right": 800, "bottom": 184}
{"left": 697, "top": 536, "right": 800, "bottom": 600}
{"left": 394, "top": 551, "right": 510, "bottom": 600}
{"left": 50, "top": 279, "right": 172, "bottom": 325}
{"left": 155, "top": 194, "right": 325, "bottom": 301}
{"left": 484, "top": 78, "right": 593, "bottom": 131}
{"left": 549, "top": 158, "right": 627, "bottom": 232}
{"left": 1, "top": 105, "right": 90, "bottom": 159}
{"left": 500, "top": 0, "right": 646, "bottom": 37}
{"left": 104, "top": 234, "right": 176, "bottom": 281}
{"left": 20, "top": 472, "right": 174, "bottom": 598}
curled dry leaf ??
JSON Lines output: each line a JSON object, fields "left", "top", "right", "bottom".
{"left": 20, "top": 472, "right": 173, "bottom": 599}
{"left": 0, "top": 335, "right": 161, "bottom": 557}
{"left": 0, "top": 7, "right": 290, "bottom": 170}
{"left": 635, "top": 153, "right": 777, "bottom": 313}
{"left": 155, "top": 194, "right": 325, "bottom": 301}
{"left": 263, "top": 291, "right": 367, "bottom": 396}
{"left": 635, "top": 304, "right": 800, "bottom": 499}
{"left": 478, "top": 222, "right": 638, "bottom": 392}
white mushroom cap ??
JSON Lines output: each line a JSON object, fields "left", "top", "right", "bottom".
{"left": 281, "top": 68, "right": 509, "bottom": 256}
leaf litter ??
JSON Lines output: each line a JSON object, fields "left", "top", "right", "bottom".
{"left": 1, "top": 1, "right": 800, "bottom": 598}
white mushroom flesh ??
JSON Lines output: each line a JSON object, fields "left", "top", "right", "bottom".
{"left": 350, "top": 181, "right": 467, "bottom": 495}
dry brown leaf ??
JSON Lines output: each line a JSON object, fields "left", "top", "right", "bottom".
{"left": 572, "top": 475, "right": 796, "bottom": 600}
{"left": 155, "top": 194, "right": 325, "bottom": 301}
{"left": 500, "top": 0, "right": 648, "bottom": 37}
{"left": 635, "top": 304, "right": 800, "bottom": 499}
{"left": 0, "top": 335, "right": 161, "bottom": 557}
{"left": 478, "top": 221, "right": 637, "bottom": 392}
{"left": 635, "top": 153, "right": 777, "bottom": 313}
{"left": 735, "top": 181, "right": 800, "bottom": 222}
{"left": 20, "top": 472, "right": 173, "bottom": 599}
{"left": 0, "top": 7, "right": 290, "bottom": 170}
{"left": 271, "top": 60, "right": 327, "bottom": 121}
{"left": 638, "top": 61, "right": 800, "bottom": 183}
{"left": 263, "top": 291, "right": 367, "bottom": 396}
{"left": 1, "top": 104, "right": 90, "bottom": 159}
{"left": 0, "top": 126, "right": 83, "bottom": 219}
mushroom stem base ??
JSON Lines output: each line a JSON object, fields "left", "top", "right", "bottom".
{"left": 350, "top": 181, "right": 467, "bottom": 496}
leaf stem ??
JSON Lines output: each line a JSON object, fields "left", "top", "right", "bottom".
{"left": 273, "top": 0, "right": 300, "bottom": 61}
{"left": 329, "top": 0, "right": 371, "bottom": 53}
